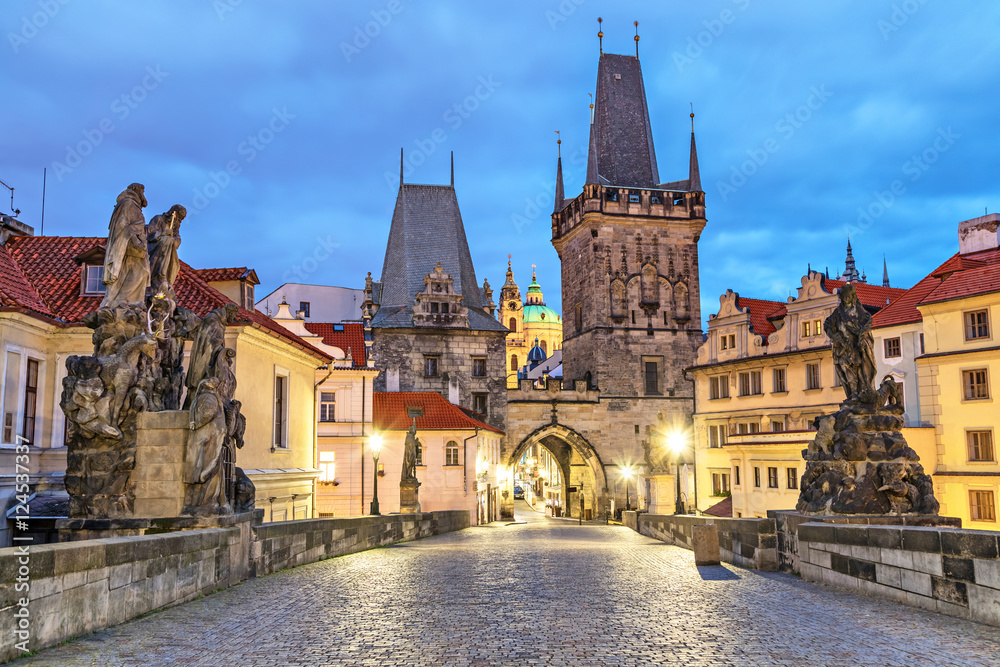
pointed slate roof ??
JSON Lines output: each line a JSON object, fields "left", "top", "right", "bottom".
{"left": 372, "top": 180, "right": 505, "bottom": 332}
{"left": 585, "top": 53, "right": 660, "bottom": 188}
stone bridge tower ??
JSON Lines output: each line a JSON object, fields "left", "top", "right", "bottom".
{"left": 504, "top": 48, "right": 706, "bottom": 519}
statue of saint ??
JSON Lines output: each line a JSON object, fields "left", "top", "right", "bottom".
{"left": 824, "top": 284, "right": 877, "bottom": 399}
{"left": 184, "top": 377, "right": 229, "bottom": 514}
{"left": 401, "top": 419, "right": 420, "bottom": 482}
{"left": 101, "top": 183, "right": 150, "bottom": 309}
{"left": 147, "top": 204, "right": 186, "bottom": 293}
{"left": 183, "top": 303, "right": 239, "bottom": 409}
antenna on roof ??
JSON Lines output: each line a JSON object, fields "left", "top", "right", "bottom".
{"left": 597, "top": 17, "right": 603, "bottom": 54}
{"left": 399, "top": 148, "right": 404, "bottom": 187}
{"left": 634, "top": 20, "right": 640, "bottom": 57}
{"left": 0, "top": 178, "right": 20, "bottom": 217}
{"left": 450, "top": 151, "right": 454, "bottom": 187}
{"left": 40, "top": 168, "right": 46, "bottom": 235}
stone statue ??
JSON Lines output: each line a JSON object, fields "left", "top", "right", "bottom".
{"left": 184, "top": 377, "right": 229, "bottom": 514}
{"left": 101, "top": 183, "right": 150, "bottom": 309}
{"left": 824, "top": 284, "right": 877, "bottom": 400}
{"left": 147, "top": 204, "right": 185, "bottom": 295}
{"left": 402, "top": 419, "right": 420, "bottom": 482}
{"left": 183, "top": 303, "right": 239, "bottom": 409}
{"left": 797, "top": 285, "right": 939, "bottom": 516}
{"left": 233, "top": 467, "right": 256, "bottom": 513}
{"left": 60, "top": 356, "right": 120, "bottom": 439}
{"left": 98, "top": 334, "right": 157, "bottom": 427}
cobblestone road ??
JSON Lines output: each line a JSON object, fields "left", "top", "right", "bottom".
{"left": 18, "top": 508, "right": 1000, "bottom": 666}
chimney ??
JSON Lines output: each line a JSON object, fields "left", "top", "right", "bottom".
{"left": 0, "top": 214, "right": 34, "bottom": 245}
{"left": 958, "top": 213, "right": 1000, "bottom": 255}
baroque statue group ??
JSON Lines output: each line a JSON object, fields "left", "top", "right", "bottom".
{"left": 61, "top": 183, "right": 254, "bottom": 518}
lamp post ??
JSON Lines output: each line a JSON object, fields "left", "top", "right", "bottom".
{"left": 370, "top": 434, "right": 383, "bottom": 516}
{"left": 623, "top": 465, "right": 634, "bottom": 512}
{"left": 667, "top": 431, "right": 687, "bottom": 515}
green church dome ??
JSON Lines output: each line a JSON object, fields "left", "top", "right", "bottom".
{"left": 523, "top": 303, "right": 561, "bottom": 324}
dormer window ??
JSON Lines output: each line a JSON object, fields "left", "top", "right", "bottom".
{"left": 83, "top": 265, "right": 106, "bottom": 295}
{"left": 628, "top": 190, "right": 641, "bottom": 203}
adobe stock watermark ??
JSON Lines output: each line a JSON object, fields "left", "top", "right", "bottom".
{"left": 282, "top": 235, "right": 341, "bottom": 283}
{"left": 545, "top": 0, "right": 588, "bottom": 30}
{"left": 673, "top": 0, "right": 752, "bottom": 72}
{"left": 340, "top": 0, "right": 407, "bottom": 62}
{"left": 11, "top": 434, "right": 33, "bottom": 655}
{"left": 717, "top": 84, "right": 832, "bottom": 202}
{"left": 878, "top": 0, "right": 930, "bottom": 41}
{"left": 50, "top": 65, "right": 169, "bottom": 182}
{"left": 382, "top": 75, "right": 502, "bottom": 190}
{"left": 511, "top": 143, "right": 586, "bottom": 234}
{"left": 7, "top": 0, "right": 71, "bottom": 53}
{"left": 188, "top": 107, "right": 295, "bottom": 215}
{"left": 845, "top": 126, "right": 959, "bottom": 237}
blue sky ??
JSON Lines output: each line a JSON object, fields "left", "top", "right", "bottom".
{"left": 3, "top": 1, "right": 999, "bottom": 324}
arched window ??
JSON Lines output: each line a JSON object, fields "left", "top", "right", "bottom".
{"left": 511, "top": 354, "right": 518, "bottom": 371}
{"left": 540, "top": 340, "right": 547, "bottom": 354}
{"left": 445, "top": 441, "right": 460, "bottom": 466}
{"left": 508, "top": 317, "right": 517, "bottom": 332}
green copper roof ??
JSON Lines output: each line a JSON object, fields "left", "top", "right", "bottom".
{"left": 523, "top": 303, "right": 561, "bottom": 324}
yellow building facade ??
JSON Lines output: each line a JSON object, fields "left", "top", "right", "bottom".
{"left": 691, "top": 272, "right": 905, "bottom": 517}
{"left": 498, "top": 261, "right": 562, "bottom": 388}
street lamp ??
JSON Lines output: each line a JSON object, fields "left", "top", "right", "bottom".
{"left": 370, "top": 434, "right": 383, "bottom": 516}
{"left": 622, "top": 465, "right": 635, "bottom": 511}
{"left": 667, "top": 430, "right": 687, "bottom": 515}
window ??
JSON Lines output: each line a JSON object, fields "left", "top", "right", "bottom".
{"left": 753, "top": 467, "right": 761, "bottom": 488}
{"left": 406, "top": 407, "right": 424, "bottom": 419}
{"left": 771, "top": 420, "right": 785, "bottom": 432}
{"left": 473, "top": 393, "right": 488, "bottom": 416}
{"left": 631, "top": 310, "right": 636, "bottom": 325}
{"left": 22, "top": 359, "right": 38, "bottom": 445}
{"left": 806, "top": 363, "right": 821, "bottom": 390}
{"left": 424, "top": 356, "right": 439, "bottom": 377}
{"left": 644, "top": 362, "right": 659, "bottom": 394}
{"left": 729, "top": 334, "right": 736, "bottom": 349}
{"left": 734, "top": 465, "right": 741, "bottom": 486}
{"left": 510, "top": 355, "right": 518, "bottom": 372}
{"left": 772, "top": 368, "right": 786, "bottom": 393}
{"left": 709, "top": 375, "right": 729, "bottom": 399}
{"left": 720, "top": 335, "right": 729, "bottom": 350}
{"left": 540, "top": 340, "right": 547, "bottom": 354}
{"left": 472, "top": 358, "right": 487, "bottom": 377}
{"left": 970, "top": 490, "right": 996, "bottom": 522}
{"left": 299, "top": 301, "right": 310, "bottom": 318}
{"left": 2, "top": 413, "right": 12, "bottom": 444}
{"left": 319, "top": 392, "right": 336, "bottom": 422}
{"left": 963, "top": 369, "right": 990, "bottom": 400}
{"left": 919, "top": 333, "right": 925, "bottom": 354}
{"left": 708, "top": 424, "right": 727, "bottom": 448}
{"left": 884, "top": 337, "right": 901, "bottom": 358}
{"left": 814, "top": 319, "right": 823, "bottom": 337}
{"left": 965, "top": 310, "right": 990, "bottom": 340}
{"left": 737, "top": 422, "right": 759, "bottom": 435}
{"left": 801, "top": 321, "right": 811, "bottom": 338}
{"left": 508, "top": 317, "right": 517, "bottom": 332}
{"left": 84, "top": 265, "right": 106, "bottom": 294}
{"left": 967, "top": 430, "right": 995, "bottom": 461}
{"left": 430, "top": 302, "right": 439, "bottom": 314}
{"left": 575, "top": 304, "right": 582, "bottom": 332}
{"left": 273, "top": 374, "right": 287, "bottom": 448}
{"left": 712, "top": 473, "right": 730, "bottom": 495}
{"left": 767, "top": 467, "right": 779, "bottom": 489}
{"left": 738, "top": 371, "right": 761, "bottom": 396}
{"left": 445, "top": 441, "right": 460, "bottom": 466}
{"left": 786, "top": 467, "right": 798, "bottom": 490}
{"left": 242, "top": 283, "right": 254, "bottom": 309}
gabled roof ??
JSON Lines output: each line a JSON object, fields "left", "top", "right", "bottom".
{"left": 703, "top": 495, "right": 732, "bottom": 518}
{"left": 373, "top": 391, "right": 503, "bottom": 434}
{"left": 736, "top": 297, "right": 787, "bottom": 338}
{"left": 1, "top": 235, "right": 330, "bottom": 361}
{"left": 873, "top": 247, "right": 1000, "bottom": 328}
{"left": 304, "top": 322, "right": 367, "bottom": 366}
{"left": 586, "top": 53, "right": 659, "bottom": 188}
{"left": 822, "top": 278, "right": 905, "bottom": 309}
{"left": 197, "top": 267, "right": 259, "bottom": 285}
{"left": 372, "top": 181, "right": 505, "bottom": 332}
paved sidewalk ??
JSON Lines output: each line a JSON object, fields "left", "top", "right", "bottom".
{"left": 16, "top": 518, "right": 1000, "bottom": 666}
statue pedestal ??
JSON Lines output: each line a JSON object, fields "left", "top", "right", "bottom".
{"left": 642, "top": 473, "right": 677, "bottom": 515}
{"left": 132, "top": 410, "right": 187, "bottom": 518}
{"left": 400, "top": 479, "right": 421, "bottom": 514}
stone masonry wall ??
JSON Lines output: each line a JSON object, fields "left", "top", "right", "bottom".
{"left": 797, "top": 522, "right": 1000, "bottom": 627}
{"left": 629, "top": 512, "right": 778, "bottom": 571}
{"left": 0, "top": 510, "right": 468, "bottom": 662}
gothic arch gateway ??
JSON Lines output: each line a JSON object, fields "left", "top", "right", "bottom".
{"left": 504, "top": 423, "right": 608, "bottom": 520}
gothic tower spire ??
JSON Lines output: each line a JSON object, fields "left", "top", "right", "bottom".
{"left": 842, "top": 238, "right": 860, "bottom": 282}
{"left": 554, "top": 132, "right": 565, "bottom": 213}
{"left": 688, "top": 109, "right": 702, "bottom": 192}
{"left": 882, "top": 255, "right": 890, "bottom": 288}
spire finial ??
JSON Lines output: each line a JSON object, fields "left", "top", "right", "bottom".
{"left": 399, "top": 147, "right": 404, "bottom": 187}
{"left": 634, "top": 20, "right": 640, "bottom": 57}
{"left": 450, "top": 150, "right": 454, "bottom": 187}
{"left": 588, "top": 93, "right": 594, "bottom": 124}
{"left": 690, "top": 103, "right": 695, "bottom": 133}
{"left": 532, "top": 263, "right": 537, "bottom": 280}
{"left": 555, "top": 130, "right": 561, "bottom": 158}
{"left": 508, "top": 253, "right": 512, "bottom": 269}
{"left": 597, "top": 17, "right": 603, "bottom": 54}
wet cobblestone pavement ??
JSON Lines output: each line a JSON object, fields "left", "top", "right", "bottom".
{"left": 17, "top": 509, "right": 1000, "bottom": 666}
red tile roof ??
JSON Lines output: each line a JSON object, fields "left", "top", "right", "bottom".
{"left": 196, "top": 267, "right": 259, "bottom": 285}
{"left": 734, "top": 297, "right": 787, "bottom": 338}
{"left": 373, "top": 392, "right": 503, "bottom": 434}
{"left": 823, "top": 278, "right": 906, "bottom": 309}
{"left": 304, "top": 322, "right": 367, "bottom": 366}
{"left": 873, "top": 248, "right": 1000, "bottom": 328}
{"left": 703, "top": 495, "right": 732, "bottom": 518}
{"left": 1, "top": 236, "right": 329, "bottom": 361}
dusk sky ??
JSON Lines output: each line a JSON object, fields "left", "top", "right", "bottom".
{"left": 3, "top": 1, "right": 999, "bottom": 324}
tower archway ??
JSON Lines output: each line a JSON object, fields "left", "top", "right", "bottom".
{"left": 503, "top": 424, "right": 608, "bottom": 520}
